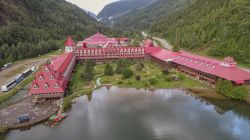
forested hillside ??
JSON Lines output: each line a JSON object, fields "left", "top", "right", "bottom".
{"left": 0, "top": 0, "right": 115, "bottom": 67}
{"left": 113, "top": 0, "right": 250, "bottom": 64}
{"left": 114, "top": 0, "right": 193, "bottom": 30}
{"left": 97, "top": 0, "right": 154, "bottom": 24}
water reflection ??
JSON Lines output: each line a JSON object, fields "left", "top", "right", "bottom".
{"left": 2, "top": 86, "right": 250, "bottom": 140}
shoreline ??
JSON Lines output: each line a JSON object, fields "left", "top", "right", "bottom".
{"left": 0, "top": 85, "right": 249, "bottom": 134}
{"left": 0, "top": 98, "right": 59, "bottom": 133}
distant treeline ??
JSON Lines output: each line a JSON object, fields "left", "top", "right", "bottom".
{"left": 115, "top": 0, "right": 250, "bottom": 64}
{"left": 0, "top": 0, "right": 124, "bottom": 67}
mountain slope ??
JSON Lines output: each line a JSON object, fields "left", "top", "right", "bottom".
{"left": 111, "top": 0, "right": 250, "bottom": 64}
{"left": 114, "top": 0, "right": 193, "bottom": 30}
{"left": 97, "top": 0, "right": 154, "bottom": 24}
{"left": 0, "top": 0, "right": 113, "bottom": 67}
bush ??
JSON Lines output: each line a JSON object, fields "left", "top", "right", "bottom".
{"left": 81, "top": 60, "right": 95, "bottom": 81}
{"left": 117, "top": 80, "right": 124, "bottom": 84}
{"left": 143, "top": 81, "right": 149, "bottom": 86}
{"left": 122, "top": 68, "right": 133, "bottom": 79}
{"left": 217, "top": 79, "right": 249, "bottom": 100}
{"left": 178, "top": 73, "right": 186, "bottom": 80}
{"left": 162, "top": 68, "right": 170, "bottom": 75}
{"left": 135, "top": 63, "right": 143, "bottom": 72}
{"left": 149, "top": 78, "right": 158, "bottom": 85}
{"left": 165, "top": 75, "right": 172, "bottom": 82}
{"left": 135, "top": 75, "right": 141, "bottom": 81}
{"left": 127, "top": 81, "right": 132, "bottom": 85}
{"left": 104, "top": 64, "right": 113, "bottom": 76}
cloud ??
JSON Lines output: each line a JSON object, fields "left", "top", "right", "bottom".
{"left": 66, "top": 0, "right": 119, "bottom": 15}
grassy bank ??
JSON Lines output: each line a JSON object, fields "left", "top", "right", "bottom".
{"left": 63, "top": 64, "right": 95, "bottom": 110}
{"left": 96, "top": 61, "right": 207, "bottom": 89}
{"left": 0, "top": 76, "right": 34, "bottom": 103}
{"left": 64, "top": 60, "right": 249, "bottom": 110}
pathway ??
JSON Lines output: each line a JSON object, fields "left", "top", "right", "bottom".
{"left": 141, "top": 31, "right": 173, "bottom": 50}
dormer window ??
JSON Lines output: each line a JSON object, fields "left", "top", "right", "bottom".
{"left": 44, "top": 83, "right": 49, "bottom": 89}
{"left": 54, "top": 83, "right": 59, "bottom": 88}
{"left": 45, "top": 67, "right": 49, "bottom": 72}
{"left": 49, "top": 75, "right": 54, "bottom": 80}
{"left": 33, "top": 84, "right": 38, "bottom": 89}
{"left": 39, "top": 75, "right": 44, "bottom": 80}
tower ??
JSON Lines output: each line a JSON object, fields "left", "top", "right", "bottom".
{"left": 64, "top": 36, "right": 75, "bottom": 52}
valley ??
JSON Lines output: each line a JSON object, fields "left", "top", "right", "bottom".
{"left": 0, "top": 0, "right": 250, "bottom": 139}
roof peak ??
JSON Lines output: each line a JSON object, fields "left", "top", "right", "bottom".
{"left": 64, "top": 36, "right": 75, "bottom": 46}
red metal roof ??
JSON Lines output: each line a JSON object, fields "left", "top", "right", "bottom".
{"left": 29, "top": 52, "right": 75, "bottom": 95}
{"left": 84, "top": 32, "right": 109, "bottom": 42}
{"left": 80, "top": 33, "right": 129, "bottom": 47}
{"left": 64, "top": 36, "right": 75, "bottom": 46}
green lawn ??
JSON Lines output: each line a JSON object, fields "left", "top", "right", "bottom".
{"left": 94, "top": 61, "right": 206, "bottom": 89}
{"left": 70, "top": 64, "right": 87, "bottom": 92}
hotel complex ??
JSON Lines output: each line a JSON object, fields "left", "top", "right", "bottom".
{"left": 28, "top": 33, "right": 250, "bottom": 100}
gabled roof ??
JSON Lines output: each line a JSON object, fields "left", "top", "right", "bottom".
{"left": 29, "top": 52, "right": 75, "bottom": 95}
{"left": 51, "top": 52, "right": 74, "bottom": 74}
{"left": 64, "top": 36, "right": 75, "bottom": 46}
{"left": 84, "top": 32, "right": 108, "bottom": 42}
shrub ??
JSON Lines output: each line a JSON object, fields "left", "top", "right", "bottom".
{"left": 178, "top": 73, "right": 186, "bottom": 80}
{"left": 143, "top": 81, "right": 149, "bottom": 87}
{"left": 104, "top": 64, "right": 113, "bottom": 76}
{"left": 217, "top": 79, "right": 249, "bottom": 100}
{"left": 127, "top": 81, "right": 132, "bottom": 85}
{"left": 165, "top": 75, "right": 172, "bottom": 82}
{"left": 122, "top": 68, "right": 133, "bottom": 79}
{"left": 135, "top": 63, "right": 143, "bottom": 72}
{"left": 162, "top": 68, "right": 170, "bottom": 75}
{"left": 135, "top": 75, "right": 141, "bottom": 81}
{"left": 149, "top": 78, "right": 158, "bottom": 85}
{"left": 117, "top": 80, "right": 123, "bottom": 84}
{"left": 232, "top": 86, "right": 249, "bottom": 100}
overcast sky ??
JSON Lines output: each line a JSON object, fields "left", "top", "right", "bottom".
{"left": 66, "top": 0, "right": 119, "bottom": 15}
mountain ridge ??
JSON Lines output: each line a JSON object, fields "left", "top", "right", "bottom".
{"left": 97, "top": 0, "right": 154, "bottom": 24}
{"left": 101, "top": 0, "right": 250, "bottom": 64}
{"left": 0, "top": 0, "right": 114, "bottom": 67}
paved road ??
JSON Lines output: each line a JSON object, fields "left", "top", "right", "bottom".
{"left": 0, "top": 51, "right": 60, "bottom": 93}
{"left": 153, "top": 36, "right": 173, "bottom": 50}
{"left": 141, "top": 31, "right": 172, "bottom": 50}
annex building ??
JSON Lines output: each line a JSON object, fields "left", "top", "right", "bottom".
{"left": 28, "top": 33, "right": 250, "bottom": 100}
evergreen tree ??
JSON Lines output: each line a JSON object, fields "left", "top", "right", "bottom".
{"left": 104, "top": 64, "right": 114, "bottom": 76}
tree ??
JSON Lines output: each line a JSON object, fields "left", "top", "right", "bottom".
{"left": 81, "top": 60, "right": 95, "bottom": 81}
{"left": 162, "top": 68, "right": 170, "bottom": 75}
{"left": 135, "top": 63, "right": 143, "bottom": 72}
{"left": 232, "top": 86, "right": 249, "bottom": 101}
{"left": 173, "top": 29, "right": 181, "bottom": 52}
{"left": 216, "top": 79, "right": 249, "bottom": 100}
{"left": 115, "top": 60, "right": 124, "bottom": 74}
{"left": 122, "top": 68, "right": 133, "bottom": 79}
{"left": 104, "top": 64, "right": 113, "bottom": 76}
{"left": 149, "top": 78, "right": 158, "bottom": 85}
{"left": 135, "top": 75, "right": 141, "bottom": 81}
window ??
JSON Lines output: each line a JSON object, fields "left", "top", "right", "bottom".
{"left": 54, "top": 83, "right": 59, "bottom": 88}
{"left": 39, "top": 75, "right": 44, "bottom": 80}
{"left": 49, "top": 75, "right": 54, "bottom": 80}
{"left": 44, "top": 83, "right": 49, "bottom": 89}
{"left": 34, "top": 84, "right": 38, "bottom": 89}
{"left": 45, "top": 67, "right": 49, "bottom": 72}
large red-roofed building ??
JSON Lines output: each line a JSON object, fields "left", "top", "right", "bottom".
{"left": 146, "top": 45, "right": 250, "bottom": 85}
{"left": 28, "top": 33, "right": 250, "bottom": 100}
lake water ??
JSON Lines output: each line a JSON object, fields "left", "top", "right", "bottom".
{"left": 2, "top": 86, "right": 250, "bottom": 140}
